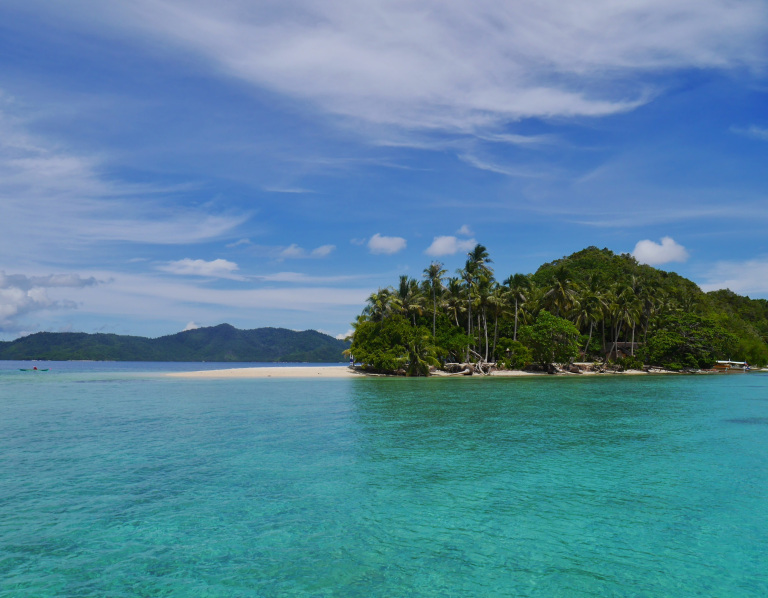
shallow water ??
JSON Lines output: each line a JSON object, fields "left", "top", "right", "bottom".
{"left": 1, "top": 365, "right": 767, "bottom": 596}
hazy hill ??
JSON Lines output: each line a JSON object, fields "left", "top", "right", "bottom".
{"left": 0, "top": 324, "right": 349, "bottom": 362}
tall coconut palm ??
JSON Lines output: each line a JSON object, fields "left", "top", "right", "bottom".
{"left": 609, "top": 286, "right": 642, "bottom": 358}
{"left": 474, "top": 274, "right": 496, "bottom": 361}
{"left": 573, "top": 286, "right": 607, "bottom": 358}
{"left": 444, "top": 277, "right": 466, "bottom": 327}
{"left": 504, "top": 273, "right": 530, "bottom": 341}
{"left": 423, "top": 261, "right": 446, "bottom": 338}
{"left": 460, "top": 244, "right": 493, "bottom": 360}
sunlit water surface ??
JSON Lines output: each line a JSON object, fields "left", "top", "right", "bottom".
{"left": 1, "top": 363, "right": 767, "bottom": 597}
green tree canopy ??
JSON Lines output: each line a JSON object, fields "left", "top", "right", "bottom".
{"left": 518, "top": 310, "right": 580, "bottom": 365}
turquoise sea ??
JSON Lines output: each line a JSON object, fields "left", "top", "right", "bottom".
{"left": 1, "top": 362, "right": 767, "bottom": 597}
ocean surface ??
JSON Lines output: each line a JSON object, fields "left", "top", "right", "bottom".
{"left": 1, "top": 362, "right": 767, "bottom": 597}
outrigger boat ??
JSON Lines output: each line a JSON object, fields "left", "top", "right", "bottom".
{"left": 19, "top": 367, "right": 49, "bottom": 371}
{"left": 712, "top": 360, "right": 751, "bottom": 372}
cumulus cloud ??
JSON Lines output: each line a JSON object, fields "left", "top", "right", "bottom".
{"left": 425, "top": 235, "right": 477, "bottom": 256}
{"left": 183, "top": 321, "right": 201, "bottom": 331}
{"left": 158, "top": 258, "right": 241, "bottom": 278}
{"left": 456, "top": 225, "right": 473, "bottom": 236}
{"left": 68, "top": 0, "right": 768, "bottom": 134}
{"left": 368, "top": 233, "right": 407, "bottom": 255}
{"left": 336, "top": 329, "right": 354, "bottom": 340}
{"left": 632, "top": 237, "right": 689, "bottom": 266}
{"left": 0, "top": 271, "right": 98, "bottom": 332}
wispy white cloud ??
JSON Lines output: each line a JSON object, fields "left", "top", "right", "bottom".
{"left": 700, "top": 257, "right": 768, "bottom": 295}
{"left": 254, "top": 272, "right": 365, "bottom": 284}
{"left": 69, "top": 0, "right": 766, "bottom": 135}
{"left": 311, "top": 244, "right": 336, "bottom": 257}
{"left": 731, "top": 125, "right": 768, "bottom": 141}
{"left": 368, "top": 233, "right": 407, "bottom": 255}
{"left": 632, "top": 236, "right": 689, "bottom": 266}
{"left": 226, "top": 238, "right": 252, "bottom": 248}
{"left": 277, "top": 244, "right": 336, "bottom": 259}
{"left": 263, "top": 186, "right": 315, "bottom": 194}
{"left": 157, "top": 258, "right": 242, "bottom": 279}
{"left": 0, "top": 103, "right": 246, "bottom": 263}
{"left": 458, "top": 153, "right": 548, "bottom": 178}
{"left": 425, "top": 235, "right": 477, "bottom": 257}
{"left": 183, "top": 321, "right": 201, "bottom": 331}
{"left": 456, "top": 225, "right": 473, "bottom": 236}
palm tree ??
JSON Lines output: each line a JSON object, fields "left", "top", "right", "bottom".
{"left": 573, "top": 286, "right": 607, "bottom": 358}
{"left": 543, "top": 265, "right": 579, "bottom": 318}
{"left": 396, "top": 275, "right": 424, "bottom": 325}
{"left": 444, "top": 277, "right": 466, "bottom": 327}
{"left": 504, "top": 273, "right": 530, "bottom": 341}
{"left": 475, "top": 274, "right": 495, "bottom": 361}
{"left": 609, "top": 286, "right": 642, "bottom": 359}
{"left": 423, "top": 262, "right": 446, "bottom": 338}
{"left": 363, "top": 287, "right": 398, "bottom": 322}
{"left": 460, "top": 244, "right": 493, "bottom": 360}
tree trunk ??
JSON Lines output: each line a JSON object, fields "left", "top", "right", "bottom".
{"left": 432, "top": 291, "right": 436, "bottom": 338}
{"left": 631, "top": 325, "right": 635, "bottom": 356}
{"left": 492, "top": 314, "right": 499, "bottom": 360}
{"left": 513, "top": 297, "right": 519, "bottom": 341}
{"left": 584, "top": 321, "right": 593, "bottom": 357}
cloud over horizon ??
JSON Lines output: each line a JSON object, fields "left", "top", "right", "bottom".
{"left": 0, "top": 270, "right": 99, "bottom": 332}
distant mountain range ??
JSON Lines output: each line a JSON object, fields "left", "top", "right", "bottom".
{"left": 0, "top": 324, "right": 350, "bottom": 362}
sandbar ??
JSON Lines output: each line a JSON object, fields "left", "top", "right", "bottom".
{"left": 166, "top": 365, "right": 657, "bottom": 379}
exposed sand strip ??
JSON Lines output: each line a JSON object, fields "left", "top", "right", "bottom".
{"left": 166, "top": 366, "right": 658, "bottom": 379}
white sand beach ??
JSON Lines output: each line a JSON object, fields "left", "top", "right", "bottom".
{"left": 167, "top": 365, "right": 658, "bottom": 379}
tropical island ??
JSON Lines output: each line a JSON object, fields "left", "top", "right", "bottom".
{"left": 347, "top": 245, "right": 768, "bottom": 376}
{"left": 0, "top": 325, "right": 349, "bottom": 363}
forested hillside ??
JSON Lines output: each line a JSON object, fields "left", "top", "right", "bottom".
{"left": 0, "top": 324, "right": 349, "bottom": 362}
{"left": 348, "top": 245, "right": 768, "bottom": 375}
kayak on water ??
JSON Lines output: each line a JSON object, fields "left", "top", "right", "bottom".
{"left": 19, "top": 367, "right": 49, "bottom": 371}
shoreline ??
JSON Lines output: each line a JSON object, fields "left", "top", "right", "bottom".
{"left": 166, "top": 365, "right": 665, "bottom": 379}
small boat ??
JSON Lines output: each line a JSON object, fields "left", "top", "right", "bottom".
{"left": 713, "top": 361, "right": 751, "bottom": 372}
{"left": 19, "top": 367, "right": 49, "bottom": 372}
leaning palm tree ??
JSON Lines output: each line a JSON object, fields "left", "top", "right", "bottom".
{"left": 423, "top": 261, "right": 446, "bottom": 338}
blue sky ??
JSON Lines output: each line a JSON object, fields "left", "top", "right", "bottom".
{"left": 1, "top": 0, "right": 767, "bottom": 340}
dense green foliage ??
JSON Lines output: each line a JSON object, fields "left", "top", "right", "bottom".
{"left": 518, "top": 311, "right": 581, "bottom": 365}
{"left": 349, "top": 316, "right": 440, "bottom": 376}
{"left": 348, "top": 245, "right": 768, "bottom": 374}
{"left": 640, "top": 315, "right": 738, "bottom": 370}
{"left": 0, "top": 324, "right": 349, "bottom": 362}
